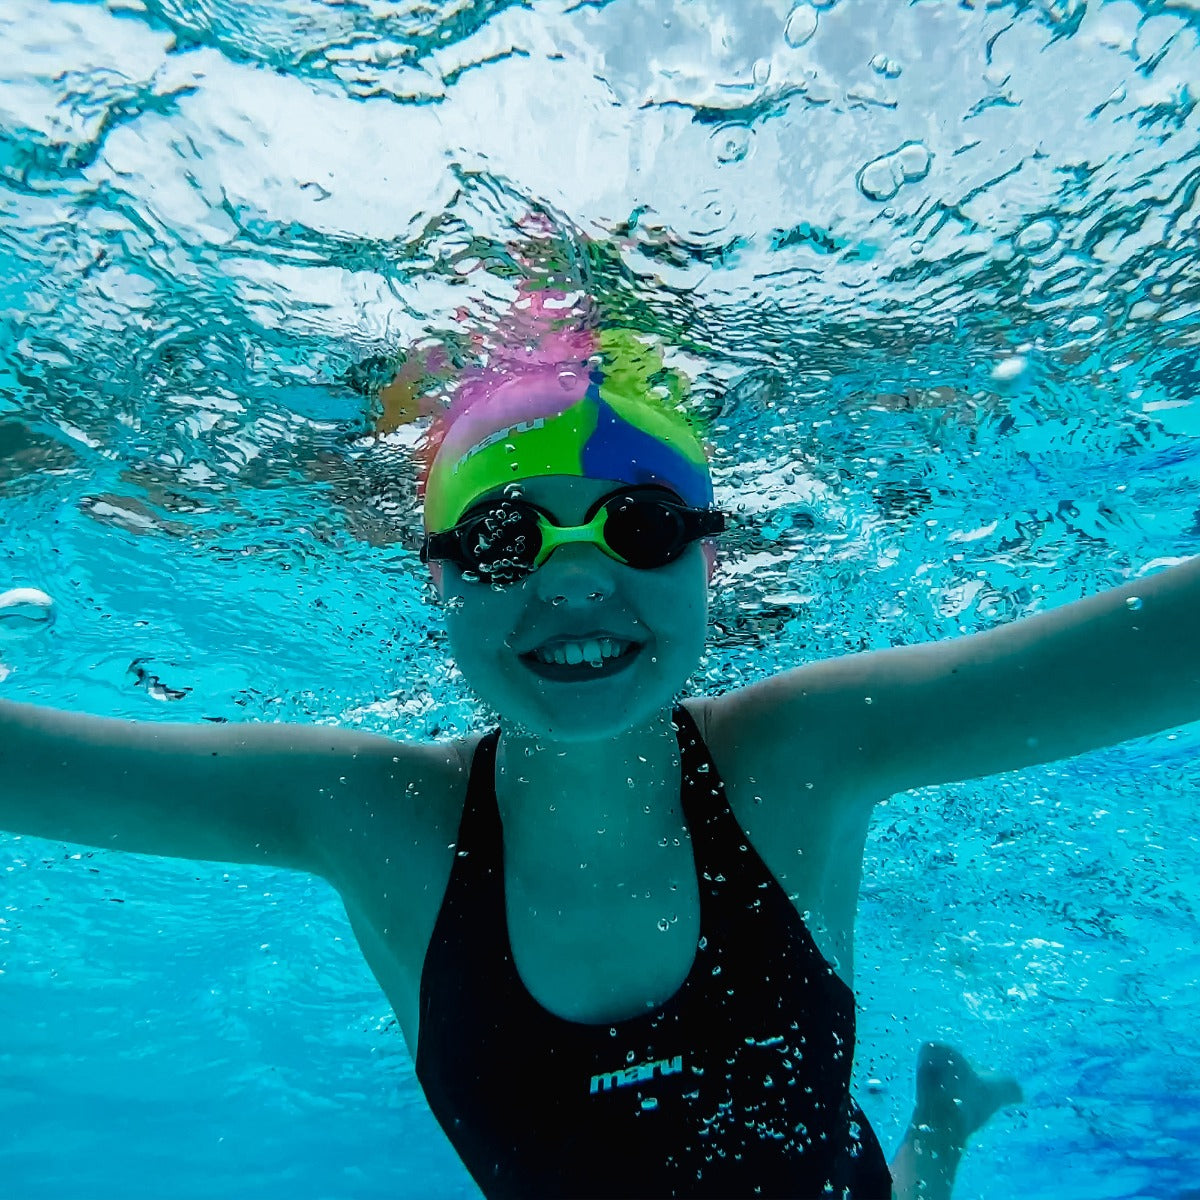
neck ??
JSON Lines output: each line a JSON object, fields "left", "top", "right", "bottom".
{"left": 494, "top": 705, "right": 684, "bottom": 863}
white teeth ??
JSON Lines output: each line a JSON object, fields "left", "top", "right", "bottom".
{"left": 533, "top": 638, "right": 632, "bottom": 667}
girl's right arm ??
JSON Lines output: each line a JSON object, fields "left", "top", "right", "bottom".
{"left": 0, "top": 698, "right": 441, "bottom": 878}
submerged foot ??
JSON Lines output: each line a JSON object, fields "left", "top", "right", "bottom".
{"left": 914, "top": 1042, "right": 1023, "bottom": 1147}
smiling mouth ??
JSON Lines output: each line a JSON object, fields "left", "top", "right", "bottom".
{"left": 519, "top": 638, "right": 644, "bottom": 682}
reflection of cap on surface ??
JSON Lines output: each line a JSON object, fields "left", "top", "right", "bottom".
{"left": 421, "top": 321, "right": 713, "bottom": 534}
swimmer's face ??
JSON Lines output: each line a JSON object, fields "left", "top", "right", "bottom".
{"left": 436, "top": 476, "right": 711, "bottom": 741}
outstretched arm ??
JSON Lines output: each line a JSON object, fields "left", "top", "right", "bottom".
{"left": 724, "top": 556, "right": 1200, "bottom": 801}
{"left": 0, "top": 699, "right": 451, "bottom": 878}
{"left": 856, "top": 555, "right": 1200, "bottom": 794}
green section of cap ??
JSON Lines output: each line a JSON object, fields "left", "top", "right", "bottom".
{"left": 426, "top": 399, "right": 597, "bottom": 531}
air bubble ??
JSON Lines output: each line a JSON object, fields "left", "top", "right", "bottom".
{"left": 1126, "top": 595, "right": 1143, "bottom": 612}
{"left": 0, "top": 588, "right": 55, "bottom": 632}
{"left": 991, "top": 356, "right": 1028, "bottom": 382}
{"left": 869, "top": 52, "right": 901, "bottom": 77}
{"left": 784, "top": 3, "right": 818, "bottom": 47}
{"left": 856, "top": 141, "right": 931, "bottom": 202}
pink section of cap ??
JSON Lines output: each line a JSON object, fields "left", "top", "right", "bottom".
{"left": 434, "top": 297, "right": 599, "bottom": 463}
{"left": 435, "top": 360, "right": 592, "bottom": 463}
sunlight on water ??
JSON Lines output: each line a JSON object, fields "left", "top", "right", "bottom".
{"left": 2, "top": 0, "right": 1199, "bottom": 1196}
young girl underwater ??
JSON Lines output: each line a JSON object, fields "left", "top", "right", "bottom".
{"left": 1, "top": 313, "right": 1197, "bottom": 1200}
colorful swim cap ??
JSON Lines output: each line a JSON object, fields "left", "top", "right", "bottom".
{"left": 421, "top": 322, "right": 713, "bottom": 534}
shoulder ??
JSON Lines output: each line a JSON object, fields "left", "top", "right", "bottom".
{"left": 689, "top": 670, "right": 872, "bottom": 807}
{"left": 304, "top": 728, "right": 481, "bottom": 892}
{"left": 355, "top": 729, "right": 481, "bottom": 835}
{"left": 697, "top": 676, "right": 880, "bottom": 857}
{"left": 678, "top": 695, "right": 714, "bottom": 740}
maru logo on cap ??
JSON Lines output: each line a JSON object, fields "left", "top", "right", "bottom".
{"left": 452, "top": 417, "right": 548, "bottom": 473}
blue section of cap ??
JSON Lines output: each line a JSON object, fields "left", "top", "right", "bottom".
{"left": 581, "top": 397, "right": 713, "bottom": 508}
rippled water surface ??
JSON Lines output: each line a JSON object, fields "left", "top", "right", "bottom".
{"left": 2, "top": 1, "right": 1200, "bottom": 1197}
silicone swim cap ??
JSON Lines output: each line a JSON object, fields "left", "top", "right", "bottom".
{"left": 421, "top": 325, "right": 712, "bottom": 534}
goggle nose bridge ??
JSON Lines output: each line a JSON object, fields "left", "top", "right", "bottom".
{"left": 531, "top": 506, "right": 627, "bottom": 568}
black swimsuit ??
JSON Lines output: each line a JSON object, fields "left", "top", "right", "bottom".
{"left": 415, "top": 705, "right": 892, "bottom": 1199}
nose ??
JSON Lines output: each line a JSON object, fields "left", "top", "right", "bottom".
{"left": 530, "top": 541, "right": 614, "bottom": 606}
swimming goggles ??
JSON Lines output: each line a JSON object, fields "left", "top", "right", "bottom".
{"left": 421, "top": 487, "right": 725, "bottom": 585}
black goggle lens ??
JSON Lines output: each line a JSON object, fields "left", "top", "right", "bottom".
{"left": 601, "top": 495, "right": 688, "bottom": 568}
{"left": 455, "top": 503, "right": 544, "bottom": 581}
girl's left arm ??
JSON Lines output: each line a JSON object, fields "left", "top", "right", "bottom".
{"left": 731, "top": 556, "right": 1200, "bottom": 800}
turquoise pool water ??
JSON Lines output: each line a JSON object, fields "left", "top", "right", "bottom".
{"left": 2, "top": 1, "right": 1199, "bottom": 1196}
